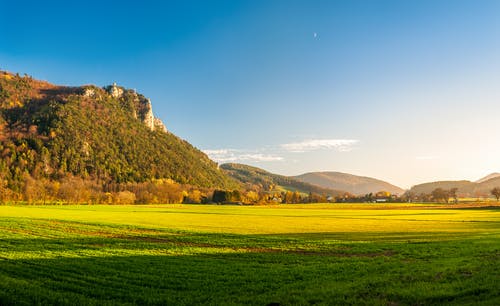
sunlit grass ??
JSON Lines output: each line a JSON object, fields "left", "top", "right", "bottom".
{"left": 0, "top": 203, "right": 497, "bottom": 236}
{"left": 0, "top": 204, "right": 498, "bottom": 305}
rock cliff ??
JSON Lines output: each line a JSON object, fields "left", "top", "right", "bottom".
{"left": 105, "top": 83, "right": 167, "bottom": 132}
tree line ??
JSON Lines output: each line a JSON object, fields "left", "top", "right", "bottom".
{"left": 3, "top": 173, "right": 500, "bottom": 205}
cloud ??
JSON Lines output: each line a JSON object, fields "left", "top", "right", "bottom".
{"left": 281, "top": 139, "right": 359, "bottom": 153}
{"left": 239, "top": 154, "right": 284, "bottom": 162}
{"left": 203, "top": 149, "right": 283, "bottom": 163}
{"left": 204, "top": 138, "right": 358, "bottom": 163}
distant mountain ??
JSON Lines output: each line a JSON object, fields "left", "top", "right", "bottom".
{"left": 294, "top": 172, "right": 405, "bottom": 196}
{"left": 475, "top": 177, "right": 500, "bottom": 192}
{"left": 410, "top": 177, "right": 500, "bottom": 197}
{"left": 220, "top": 163, "right": 345, "bottom": 196}
{"left": 0, "top": 70, "right": 236, "bottom": 190}
{"left": 476, "top": 173, "right": 500, "bottom": 183}
{"left": 410, "top": 181, "right": 475, "bottom": 196}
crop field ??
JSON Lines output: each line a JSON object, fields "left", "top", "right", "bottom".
{"left": 0, "top": 204, "right": 498, "bottom": 305}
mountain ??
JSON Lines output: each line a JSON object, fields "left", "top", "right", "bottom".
{"left": 294, "top": 172, "right": 405, "bottom": 196}
{"left": 220, "top": 163, "right": 345, "bottom": 196}
{"left": 410, "top": 180, "right": 475, "bottom": 196}
{"left": 475, "top": 177, "right": 500, "bottom": 192}
{"left": 476, "top": 173, "right": 500, "bottom": 183}
{"left": 0, "top": 71, "right": 236, "bottom": 192}
{"left": 410, "top": 177, "right": 500, "bottom": 197}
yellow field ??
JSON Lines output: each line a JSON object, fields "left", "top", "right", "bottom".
{"left": 1, "top": 203, "right": 498, "bottom": 239}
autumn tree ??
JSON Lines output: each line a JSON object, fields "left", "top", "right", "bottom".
{"left": 283, "top": 191, "right": 293, "bottom": 204}
{"left": 114, "top": 191, "right": 136, "bottom": 204}
{"left": 245, "top": 190, "right": 259, "bottom": 203}
{"left": 184, "top": 189, "right": 202, "bottom": 203}
{"left": 292, "top": 191, "right": 301, "bottom": 204}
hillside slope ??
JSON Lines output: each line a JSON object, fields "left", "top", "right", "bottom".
{"left": 295, "top": 172, "right": 404, "bottom": 195}
{"left": 0, "top": 71, "right": 235, "bottom": 191}
{"left": 220, "top": 163, "right": 345, "bottom": 196}
{"left": 410, "top": 177, "right": 500, "bottom": 197}
{"left": 476, "top": 173, "right": 500, "bottom": 183}
{"left": 410, "top": 181, "right": 475, "bottom": 196}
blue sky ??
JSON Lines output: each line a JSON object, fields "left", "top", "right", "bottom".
{"left": 1, "top": 0, "right": 500, "bottom": 188}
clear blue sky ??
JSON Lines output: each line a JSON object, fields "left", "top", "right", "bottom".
{"left": 2, "top": 0, "right": 500, "bottom": 188}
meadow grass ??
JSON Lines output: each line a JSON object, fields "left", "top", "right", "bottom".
{"left": 0, "top": 204, "right": 498, "bottom": 305}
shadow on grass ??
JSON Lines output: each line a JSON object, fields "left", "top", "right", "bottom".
{"left": 0, "top": 239, "right": 498, "bottom": 306}
{"left": 0, "top": 217, "right": 498, "bottom": 305}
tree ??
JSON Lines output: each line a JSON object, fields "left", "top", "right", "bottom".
{"left": 184, "top": 189, "right": 202, "bottom": 204}
{"left": 402, "top": 190, "right": 415, "bottom": 203}
{"left": 212, "top": 190, "right": 227, "bottom": 203}
{"left": 375, "top": 191, "right": 391, "bottom": 198}
{"left": 245, "top": 191, "right": 259, "bottom": 203}
{"left": 491, "top": 187, "right": 500, "bottom": 201}
{"left": 230, "top": 190, "right": 242, "bottom": 202}
{"left": 114, "top": 191, "right": 136, "bottom": 204}
{"left": 449, "top": 188, "right": 458, "bottom": 204}
{"left": 418, "top": 192, "right": 432, "bottom": 202}
{"left": 283, "top": 191, "right": 293, "bottom": 204}
{"left": 431, "top": 188, "right": 450, "bottom": 203}
{"left": 292, "top": 191, "right": 301, "bottom": 204}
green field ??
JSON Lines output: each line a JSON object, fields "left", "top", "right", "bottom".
{"left": 0, "top": 204, "right": 498, "bottom": 305}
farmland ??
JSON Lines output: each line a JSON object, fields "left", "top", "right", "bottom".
{"left": 0, "top": 204, "right": 498, "bottom": 305}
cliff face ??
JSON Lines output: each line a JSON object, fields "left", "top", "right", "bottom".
{"left": 105, "top": 83, "right": 167, "bottom": 132}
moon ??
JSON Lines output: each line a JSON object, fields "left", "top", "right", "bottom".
{"left": 313, "top": 32, "right": 318, "bottom": 38}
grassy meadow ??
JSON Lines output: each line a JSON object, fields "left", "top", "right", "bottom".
{"left": 0, "top": 203, "right": 498, "bottom": 305}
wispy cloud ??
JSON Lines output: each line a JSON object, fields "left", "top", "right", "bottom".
{"left": 281, "top": 139, "right": 359, "bottom": 153}
{"left": 203, "top": 149, "right": 283, "bottom": 163}
{"left": 204, "top": 138, "right": 358, "bottom": 164}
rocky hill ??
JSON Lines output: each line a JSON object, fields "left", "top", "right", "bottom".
{"left": 0, "top": 71, "right": 236, "bottom": 194}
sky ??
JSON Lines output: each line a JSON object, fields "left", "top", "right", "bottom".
{"left": 1, "top": 0, "right": 500, "bottom": 188}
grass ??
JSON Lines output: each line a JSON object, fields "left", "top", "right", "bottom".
{"left": 0, "top": 203, "right": 498, "bottom": 305}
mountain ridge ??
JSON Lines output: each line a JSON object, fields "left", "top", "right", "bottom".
{"left": 294, "top": 171, "right": 405, "bottom": 195}
{"left": 410, "top": 176, "right": 500, "bottom": 197}
{"left": 476, "top": 172, "right": 500, "bottom": 184}
{"left": 220, "top": 163, "right": 345, "bottom": 196}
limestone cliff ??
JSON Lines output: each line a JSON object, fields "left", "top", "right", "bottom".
{"left": 105, "top": 83, "right": 167, "bottom": 132}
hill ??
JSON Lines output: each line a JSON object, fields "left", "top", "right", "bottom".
{"left": 294, "top": 172, "right": 405, "bottom": 196}
{"left": 220, "top": 163, "right": 345, "bottom": 196}
{"left": 409, "top": 180, "right": 475, "bottom": 196}
{"left": 0, "top": 71, "right": 236, "bottom": 196}
{"left": 476, "top": 172, "right": 500, "bottom": 183}
{"left": 410, "top": 177, "right": 500, "bottom": 197}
